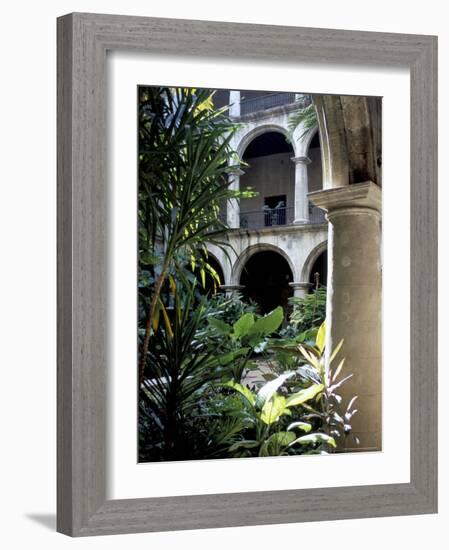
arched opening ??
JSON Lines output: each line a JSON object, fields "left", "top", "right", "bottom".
{"left": 239, "top": 131, "right": 295, "bottom": 229}
{"left": 240, "top": 250, "right": 293, "bottom": 315}
{"left": 308, "top": 249, "right": 328, "bottom": 290}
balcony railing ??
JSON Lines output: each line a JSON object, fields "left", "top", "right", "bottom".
{"left": 309, "top": 205, "right": 327, "bottom": 224}
{"left": 239, "top": 204, "right": 326, "bottom": 230}
{"left": 239, "top": 92, "right": 309, "bottom": 116}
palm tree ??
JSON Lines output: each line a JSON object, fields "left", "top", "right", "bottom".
{"left": 138, "top": 87, "right": 251, "bottom": 380}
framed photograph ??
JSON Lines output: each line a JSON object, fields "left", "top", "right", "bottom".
{"left": 57, "top": 13, "right": 437, "bottom": 536}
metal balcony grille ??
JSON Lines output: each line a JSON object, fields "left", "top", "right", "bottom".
{"left": 240, "top": 92, "right": 299, "bottom": 115}
{"left": 239, "top": 204, "right": 326, "bottom": 230}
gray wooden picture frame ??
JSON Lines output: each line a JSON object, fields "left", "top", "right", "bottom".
{"left": 57, "top": 12, "right": 438, "bottom": 537}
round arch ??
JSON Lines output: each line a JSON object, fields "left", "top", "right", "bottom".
{"left": 231, "top": 243, "right": 296, "bottom": 285}
{"left": 301, "top": 240, "right": 328, "bottom": 282}
{"left": 236, "top": 124, "right": 296, "bottom": 160}
{"left": 294, "top": 124, "right": 319, "bottom": 157}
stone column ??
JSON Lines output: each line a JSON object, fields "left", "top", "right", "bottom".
{"left": 289, "top": 282, "right": 311, "bottom": 299}
{"left": 220, "top": 284, "right": 245, "bottom": 297}
{"left": 309, "top": 182, "right": 382, "bottom": 451}
{"left": 227, "top": 169, "right": 244, "bottom": 229}
{"left": 291, "top": 156, "right": 311, "bottom": 224}
{"left": 229, "top": 91, "right": 241, "bottom": 118}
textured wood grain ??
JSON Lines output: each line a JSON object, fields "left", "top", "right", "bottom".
{"left": 57, "top": 12, "right": 438, "bottom": 536}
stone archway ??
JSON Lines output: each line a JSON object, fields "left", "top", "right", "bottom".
{"left": 301, "top": 240, "right": 328, "bottom": 284}
{"left": 231, "top": 243, "right": 297, "bottom": 285}
{"left": 236, "top": 123, "right": 296, "bottom": 160}
{"left": 239, "top": 249, "right": 294, "bottom": 315}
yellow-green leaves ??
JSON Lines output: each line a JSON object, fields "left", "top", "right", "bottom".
{"left": 285, "top": 383, "right": 324, "bottom": 408}
{"left": 260, "top": 394, "right": 287, "bottom": 425}
{"left": 316, "top": 320, "right": 326, "bottom": 353}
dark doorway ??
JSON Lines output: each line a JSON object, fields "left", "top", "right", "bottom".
{"left": 240, "top": 251, "right": 293, "bottom": 315}
{"left": 308, "top": 250, "right": 328, "bottom": 290}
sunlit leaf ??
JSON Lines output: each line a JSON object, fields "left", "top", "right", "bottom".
{"left": 285, "top": 383, "right": 324, "bottom": 408}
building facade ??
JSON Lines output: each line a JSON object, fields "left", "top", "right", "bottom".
{"left": 207, "top": 90, "right": 328, "bottom": 313}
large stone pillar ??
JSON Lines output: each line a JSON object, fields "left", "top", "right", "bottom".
{"left": 229, "top": 91, "right": 241, "bottom": 118}
{"left": 291, "top": 156, "right": 311, "bottom": 224}
{"left": 289, "top": 282, "right": 311, "bottom": 299}
{"left": 226, "top": 169, "right": 244, "bottom": 229}
{"left": 309, "top": 182, "right": 382, "bottom": 451}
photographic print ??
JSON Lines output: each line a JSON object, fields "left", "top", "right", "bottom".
{"left": 138, "top": 86, "right": 382, "bottom": 463}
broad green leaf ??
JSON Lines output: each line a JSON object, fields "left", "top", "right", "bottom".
{"left": 208, "top": 317, "right": 232, "bottom": 335}
{"left": 255, "top": 372, "right": 295, "bottom": 409}
{"left": 218, "top": 347, "right": 250, "bottom": 365}
{"left": 260, "top": 394, "right": 286, "bottom": 424}
{"left": 287, "top": 421, "right": 312, "bottom": 433}
{"left": 316, "top": 321, "right": 326, "bottom": 353}
{"left": 249, "top": 306, "right": 284, "bottom": 337}
{"left": 285, "top": 383, "right": 324, "bottom": 408}
{"left": 225, "top": 380, "right": 256, "bottom": 406}
{"left": 266, "top": 431, "right": 296, "bottom": 448}
{"left": 290, "top": 433, "right": 336, "bottom": 448}
{"left": 232, "top": 313, "right": 255, "bottom": 339}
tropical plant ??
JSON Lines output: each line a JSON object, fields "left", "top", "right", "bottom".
{"left": 276, "top": 321, "right": 359, "bottom": 449}
{"left": 202, "top": 291, "right": 258, "bottom": 327}
{"left": 138, "top": 86, "right": 255, "bottom": 379}
{"left": 139, "top": 285, "right": 249, "bottom": 461}
{"left": 288, "top": 98, "right": 318, "bottom": 140}
{"left": 205, "top": 306, "right": 285, "bottom": 382}
{"left": 279, "top": 287, "right": 327, "bottom": 340}
{"left": 225, "top": 372, "right": 334, "bottom": 457}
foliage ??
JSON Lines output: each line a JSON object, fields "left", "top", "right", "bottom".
{"left": 139, "top": 285, "right": 249, "bottom": 461}
{"left": 280, "top": 288, "right": 327, "bottom": 340}
{"left": 201, "top": 291, "right": 258, "bottom": 327}
{"left": 275, "top": 321, "right": 359, "bottom": 449}
{"left": 224, "top": 373, "right": 334, "bottom": 457}
{"left": 138, "top": 86, "right": 255, "bottom": 378}
{"left": 204, "top": 306, "right": 285, "bottom": 381}
{"left": 288, "top": 100, "right": 318, "bottom": 141}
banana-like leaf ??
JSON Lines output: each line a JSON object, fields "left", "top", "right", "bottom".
{"left": 226, "top": 380, "right": 256, "bottom": 406}
{"left": 285, "top": 383, "right": 324, "bottom": 408}
{"left": 260, "top": 394, "right": 287, "bottom": 425}
{"left": 255, "top": 371, "right": 295, "bottom": 409}
{"left": 208, "top": 317, "right": 232, "bottom": 335}
{"left": 232, "top": 312, "right": 255, "bottom": 339}
{"left": 290, "top": 432, "right": 336, "bottom": 448}
{"left": 287, "top": 421, "right": 312, "bottom": 433}
{"left": 249, "top": 306, "right": 284, "bottom": 337}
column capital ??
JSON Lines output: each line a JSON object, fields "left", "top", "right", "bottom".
{"left": 291, "top": 155, "right": 311, "bottom": 165}
{"left": 308, "top": 181, "right": 381, "bottom": 216}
